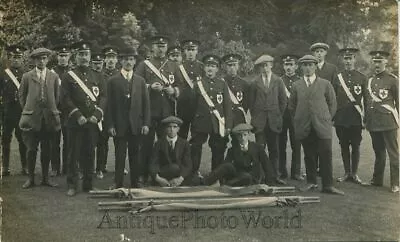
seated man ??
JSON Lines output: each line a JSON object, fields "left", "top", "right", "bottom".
{"left": 204, "top": 123, "right": 275, "bottom": 186}
{"left": 149, "top": 116, "right": 195, "bottom": 187}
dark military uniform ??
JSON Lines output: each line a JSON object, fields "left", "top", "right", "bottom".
{"left": 332, "top": 68, "right": 366, "bottom": 180}
{"left": 365, "top": 64, "right": 398, "bottom": 189}
{"left": 0, "top": 66, "right": 27, "bottom": 175}
{"left": 62, "top": 62, "right": 107, "bottom": 192}
{"left": 224, "top": 75, "right": 249, "bottom": 126}
{"left": 176, "top": 59, "right": 203, "bottom": 139}
{"left": 279, "top": 73, "right": 302, "bottom": 179}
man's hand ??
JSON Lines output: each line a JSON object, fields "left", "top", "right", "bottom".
{"left": 164, "top": 85, "right": 175, "bottom": 95}
{"left": 141, "top": 126, "right": 149, "bottom": 135}
{"left": 109, "top": 128, "right": 117, "bottom": 137}
{"left": 88, "top": 116, "right": 98, "bottom": 124}
{"left": 77, "top": 116, "right": 87, "bottom": 126}
{"left": 155, "top": 174, "right": 170, "bottom": 187}
{"left": 151, "top": 82, "right": 163, "bottom": 92}
{"left": 169, "top": 176, "right": 184, "bottom": 187}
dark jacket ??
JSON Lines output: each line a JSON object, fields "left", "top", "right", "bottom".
{"left": 288, "top": 76, "right": 337, "bottom": 140}
{"left": 316, "top": 62, "right": 338, "bottom": 83}
{"left": 106, "top": 72, "right": 151, "bottom": 136}
{"left": 18, "top": 68, "right": 61, "bottom": 132}
{"left": 149, "top": 137, "right": 193, "bottom": 178}
{"left": 224, "top": 75, "right": 250, "bottom": 126}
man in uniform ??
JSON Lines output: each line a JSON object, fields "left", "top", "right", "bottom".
{"left": 0, "top": 45, "right": 28, "bottom": 176}
{"left": 150, "top": 116, "right": 195, "bottom": 187}
{"left": 176, "top": 39, "right": 203, "bottom": 140}
{"left": 190, "top": 54, "right": 233, "bottom": 177}
{"left": 61, "top": 41, "right": 107, "bottom": 196}
{"left": 91, "top": 52, "right": 104, "bottom": 73}
{"left": 248, "top": 54, "right": 287, "bottom": 185}
{"left": 289, "top": 54, "right": 343, "bottom": 195}
{"left": 106, "top": 47, "right": 150, "bottom": 188}
{"left": 332, "top": 48, "right": 366, "bottom": 184}
{"left": 279, "top": 54, "right": 303, "bottom": 181}
{"left": 365, "top": 50, "right": 399, "bottom": 193}
{"left": 19, "top": 48, "right": 61, "bottom": 188}
{"left": 50, "top": 44, "right": 71, "bottom": 176}
{"left": 167, "top": 45, "right": 182, "bottom": 64}
{"left": 135, "top": 35, "right": 181, "bottom": 184}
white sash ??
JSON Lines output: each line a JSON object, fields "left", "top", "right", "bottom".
{"left": 284, "top": 86, "right": 290, "bottom": 98}
{"left": 67, "top": 70, "right": 103, "bottom": 130}
{"left": 337, "top": 73, "right": 364, "bottom": 118}
{"left": 226, "top": 84, "right": 249, "bottom": 124}
{"left": 178, "top": 64, "right": 194, "bottom": 89}
{"left": 197, "top": 81, "right": 226, "bottom": 137}
{"left": 5, "top": 68, "right": 20, "bottom": 89}
{"left": 144, "top": 60, "right": 170, "bottom": 85}
{"left": 367, "top": 77, "right": 399, "bottom": 125}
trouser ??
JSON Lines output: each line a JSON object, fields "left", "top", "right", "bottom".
{"left": 96, "top": 126, "right": 109, "bottom": 172}
{"left": 113, "top": 131, "right": 141, "bottom": 188}
{"left": 177, "top": 95, "right": 196, "bottom": 140}
{"left": 335, "top": 125, "right": 362, "bottom": 175}
{"left": 66, "top": 123, "right": 99, "bottom": 191}
{"left": 369, "top": 129, "right": 399, "bottom": 187}
{"left": 158, "top": 163, "right": 201, "bottom": 186}
{"left": 61, "top": 126, "right": 68, "bottom": 174}
{"left": 142, "top": 118, "right": 165, "bottom": 179}
{"left": 50, "top": 129, "right": 61, "bottom": 174}
{"left": 255, "top": 124, "right": 280, "bottom": 178}
{"left": 22, "top": 127, "right": 55, "bottom": 182}
{"left": 204, "top": 163, "right": 255, "bottom": 186}
{"left": 301, "top": 128, "right": 333, "bottom": 188}
{"left": 279, "top": 116, "right": 301, "bottom": 178}
{"left": 2, "top": 109, "right": 26, "bottom": 172}
{"left": 190, "top": 131, "right": 229, "bottom": 173}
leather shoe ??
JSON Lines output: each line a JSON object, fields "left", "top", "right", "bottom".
{"left": 391, "top": 186, "right": 400, "bottom": 193}
{"left": 22, "top": 180, "right": 35, "bottom": 189}
{"left": 322, "top": 186, "right": 345, "bottom": 195}
{"left": 300, "top": 183, "right": 318, "bottom": 192}
{"left": 67, "top": 188, "right": 76, "bottom": 196}
{"left": 351, "top": 175, "right": 363, "bottom": 184}
{"left": 364, "top": 180, "right": 382, "bottom": 186}
{"left": 336, "top": 174, "right": 351, "bottom": 182}
{"left": 291, "top": 175, "right": 304, "bottom": 181}
{"left": 21, "top": 168, "right": 28, "bottom": 176}
{"left": 275, "top": 178, "right": 287, "bottom": 185}
{"left": 41, "top": 180, "right": 58, "bottom": 187}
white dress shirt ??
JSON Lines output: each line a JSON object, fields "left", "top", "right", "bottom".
{"left": 166, "top": 135, "right": 178, "bottom": 149}
{"left": 304, "top": 74, "right": 317, "bottom": 87}
{"left": 121, "top": 69, "right": 133, "bottom": 80}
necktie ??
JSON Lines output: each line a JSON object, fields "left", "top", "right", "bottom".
{"left": 306, "top": 78, "right": 311, "bottom": 87}
{"left": 169, "top": 140, "right": 174, "bottom": 152}
{"left": 40, "top": 70, "right": 46, "bottom": 102}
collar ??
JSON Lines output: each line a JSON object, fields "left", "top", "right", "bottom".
{"left": 239, "top": 141, "right": 249, "bottom": 151}
{"left": 166, "top": 135, "right": 178, "bottom": 145}
{"left": 35, "top": 67, "right": 47, "bottom": 78}
{"left": 303, "top": 74, "right": 317, "bottom": 86}
{"left": 121, "top": 69, "right": 133, "bottom": 79}
{"left": 262, "top": 72, "right": 272, "bottom": 82}
{"left": 317, "top": 61, "right": 324, "bottom": 69}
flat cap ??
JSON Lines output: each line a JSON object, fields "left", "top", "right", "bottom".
{"left": 298, "top": 54, "right": 318, "bottom": 64}
{"left": 150, "top": 35, "right": 170, "bottom": 45}
{"left": 182, "top": 39, "right": 200, "bottom": 49}
{"left": 102, "top": 46, "right": 118, "bottom": 56}
{"left": 161, "top": 116, "right": 183, "bottom": 126}
{"left": 310, "top": 42, "right": 330, "bottom": 51}
{"left": 30, "top": 47, "right": 52, "bottom": 58}
{"left": 369, "top": 50, "right": 389, "bottom": 61}
{"left": 254, "top": 54, "right": 274, "bottom": 65}
{"left": 339, "top": 48, "right": 359, "bottom": 57}
{"left": 119, "top": 47, "right": 138, "bottom": 57}
{"left": 202, "top": 54, "right": 221, "bottom": 65}
{"left": 91, "top": 52, "right": 104, "bottom": 62}
{"left": 6, "top": 45, "right": 27, "bottom": 56}
{"left": 167, "top": 45, "right": 182, "bottom": 56}
{"left": 71, "top": 41, "right": 91, "bottom": 51}
{"left": 281, "top": 54, "right": 300, "bottom": 63}
{"left": 53, "top": 44, "right": 71, "bottom": 54}
{"left": 222, "top": 53, "right": 242, "bottom": 64}
{"left": 232, "top": 123, "right": 253, "bottom": 134}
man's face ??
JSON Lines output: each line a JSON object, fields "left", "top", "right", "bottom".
{"left": 9, "top": 54, "right": 24, "bottom": 68}
{"left": 313, "top": 48, "right": 327, "bottom": 63}
{"left": 259, "top": 62, "right": 273, "bottom": 74}
{"left": 235, "top": 131, "right": 250, "bottom": 145}
{"left": 168, "top": 53, "right": 182, "bottom": 64}
{"left": 121, "top": 56, "right": 136, "bottom": 71}
{"left": 283, "top": 61, "right": 298, "bottom": 76}
{"left": 166, "top": 123, "right": 179, "bottom": 138}
{"left": 152, "top": 43, "right": 167, "bottom": 58}
{"left": 204, "top": 63, "right": 219, "bottom": 78}
{"left": 301, "top": 62, "right": 317, "bottom": 76}
{"left": 57, "top": 53, "right": 70, "bottom": 66}
{"left": 342, "top": 55, "right": 356, "bottom": 70}
{"left": 373, "top": 59, "right": 387, "bottom": 73}
{"left": 91, "top": 61, "right": 103, "bottom": 72}
{"left": 104, "top": 55, "right": 118, "bottom": 70}
{"left": 75, "top": 50, "right": 90, "bottom": 66}
{"left": 184, "top": 47, "right": 198, "bottom": 61}
{"left": 225, "top": 62, "right": 239, "bottom": 77}
{"left": 34, "top": 55, "right": 49, "bottom": 70}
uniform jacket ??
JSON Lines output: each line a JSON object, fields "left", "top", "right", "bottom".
{"left": 61, "top": 66, "right": 107, "bottom": 127}
{"left": 106, "top": 72, "right": 151, "bottom": 136}
{"left": 52, "top": 65, "right": 70, "bottom": 124}
{"left": 191, "top": 75, "right": 233, "bottom": 134}
{"left": 18, "top": 68, "right": 61, "bottom": 132}
{"left": 149, "top": 136, "right": 193, "bottom": 178}
{"left": 135, "top": 57, "right": 181, "bottom": 119}
{"left": 332, "top": 69, "right": 366, "bottom": 127}
{"left": 365, "top": 70, "right": 399, "bottom": 132}
{"left": 281, "top": 74, "right": 301, "bottom": 123}
{"left": 0, "top": 67, "right": 25, "bottom": 119}
{"left": 316, "top": 62, "right": 338, "bottom": 83}
{"left": 224, "top": 75, "right": 250, "bottom": 126}
{"left": 288, "top": 76, "right": 337, "bottom": 140}
{"left": 248, "top": 73, "right": 287, "bottom": 133}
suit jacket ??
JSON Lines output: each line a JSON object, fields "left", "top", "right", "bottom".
{"left": 18, "top": 68, "right": 61, "bottom": 132}
{"left": 149, "top": 137, "right": 193, "bottom": 178}
{"left": 106, "top": 72, "right": 151, "bottom": 136}
{"left": 316, "top": 62, "right": 338, "bottom": 83}
{"left": 249, "top": 73, "right": 287, "bottom": 133}
{"left": 289, "top": 76, "right": 337, "bottom": 140}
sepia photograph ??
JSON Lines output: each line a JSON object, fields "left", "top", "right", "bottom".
{"left": 0, "top": 0, "right": 399, "bottom": 241}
